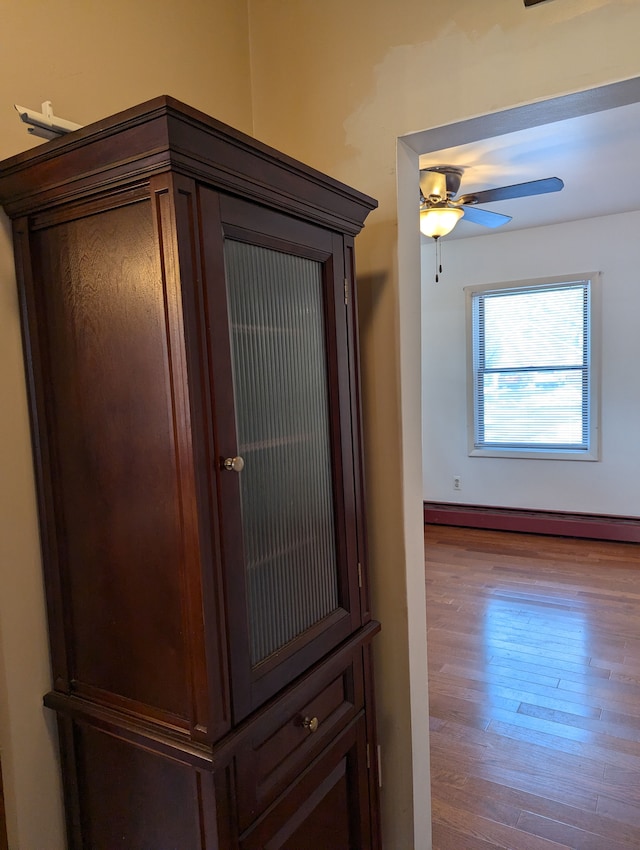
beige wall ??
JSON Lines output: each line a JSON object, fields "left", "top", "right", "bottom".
{"left": 0, "top": 3, "right": 252, "bottom": 848}
{"left": 5, "top": 1, "right": 640, "bottom": 848}
{"left": 248, "top": 1, "right": 640, "bottom": 847}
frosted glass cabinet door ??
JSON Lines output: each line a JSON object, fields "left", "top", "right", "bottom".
{"left": 205, "top": 193, "right": 363, "bottom": 719}
{"left": 224, "top": 240, "right": 339, "bottom": 666}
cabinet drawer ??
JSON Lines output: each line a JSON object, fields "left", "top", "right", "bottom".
{"left": 239, "top": 715, "right": 372, "bottom": 850}
{"left": 235, "top": 642, "right": 365, "bottom": 830}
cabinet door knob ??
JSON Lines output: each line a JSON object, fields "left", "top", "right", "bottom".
{"left": 302, "top": 716, "right": 319, "bottom": 733}
{"left": 223, "top": 456, "right": 245, "bottom": 473}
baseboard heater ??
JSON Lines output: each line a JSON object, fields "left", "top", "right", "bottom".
{"left": 424, "top": 502, "right": 640, "bottom": 544}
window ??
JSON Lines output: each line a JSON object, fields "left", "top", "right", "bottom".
{"left": 466, "top": 274, "right": 600, "bottom": 460}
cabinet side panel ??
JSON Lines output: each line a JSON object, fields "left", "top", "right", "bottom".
{"left": 31, "top": 199, "right": 192, "bottom": 721}
{"left": 73, "top": 723, "right": 214, "bottom": 850}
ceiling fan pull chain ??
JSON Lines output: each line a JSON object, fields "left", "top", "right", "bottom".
{"left": 435, "top": 236, "right": 443, "bottom": 283}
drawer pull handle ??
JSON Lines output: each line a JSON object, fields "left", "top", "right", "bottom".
{"left": 302, "top": 716, "right": 319, "bottom": 733}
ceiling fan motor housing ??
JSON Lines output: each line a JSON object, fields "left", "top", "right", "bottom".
{"left": 424, "top": 165, "right": 464, "bottom": 199}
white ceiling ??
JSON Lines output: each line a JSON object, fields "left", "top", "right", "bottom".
{"left": 417, "top": 96, "right": 640, "bottom": 240}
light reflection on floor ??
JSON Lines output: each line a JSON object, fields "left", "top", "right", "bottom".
{"left": 482, "top": 590, "right": 592, "bottom": 742}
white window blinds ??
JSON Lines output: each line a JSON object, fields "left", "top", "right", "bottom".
{"left": 471, "top": 279, "right": 593, "bottom": 454}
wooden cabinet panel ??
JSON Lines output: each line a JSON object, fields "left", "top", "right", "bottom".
{"left": 69, "top": 722, "right": 218, "bottom": 850}
{"left": 24, "top": 196, "right": 212, "bottom": 734}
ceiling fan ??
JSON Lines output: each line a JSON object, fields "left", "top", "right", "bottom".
{"left": 419, "top": 166, "right": 564, "bottom": 239}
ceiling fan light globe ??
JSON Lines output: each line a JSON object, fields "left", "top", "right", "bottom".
{"left": 420, "top": 205, "right": 463, "bottom": 238}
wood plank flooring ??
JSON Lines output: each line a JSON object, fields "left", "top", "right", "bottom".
{"left": 425, "top": 524, "right": 640, "bottom": 850}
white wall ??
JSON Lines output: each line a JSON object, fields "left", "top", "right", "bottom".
{"left": 422, "top": 210, "right": 640, "bottom": 516}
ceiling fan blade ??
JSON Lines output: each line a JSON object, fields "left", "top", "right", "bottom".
{"left": 461, "top": 205, "right": 512, "bottom": 228}
{"left": 459, "top": 176, "right": 564, "bottom": 206}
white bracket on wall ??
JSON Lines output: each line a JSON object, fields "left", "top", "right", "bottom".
{"left": 14, "top": 100, "right": 83, "bottom": 140}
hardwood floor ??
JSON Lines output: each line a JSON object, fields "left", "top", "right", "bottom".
{"left": 425, "top": 524, "right": 640, "bottom": 850}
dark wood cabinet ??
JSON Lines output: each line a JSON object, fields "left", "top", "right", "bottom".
{"left": 0, "top": 96, "right": 380, "bottom": 849}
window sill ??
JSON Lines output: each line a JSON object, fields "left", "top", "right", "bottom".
{"left": 469, "top": 446, "right": 599, "bottom": 461}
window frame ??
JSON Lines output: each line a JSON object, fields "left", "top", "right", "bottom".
{"left": 465, "top": 273, "right": 601, "bottom": 461}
